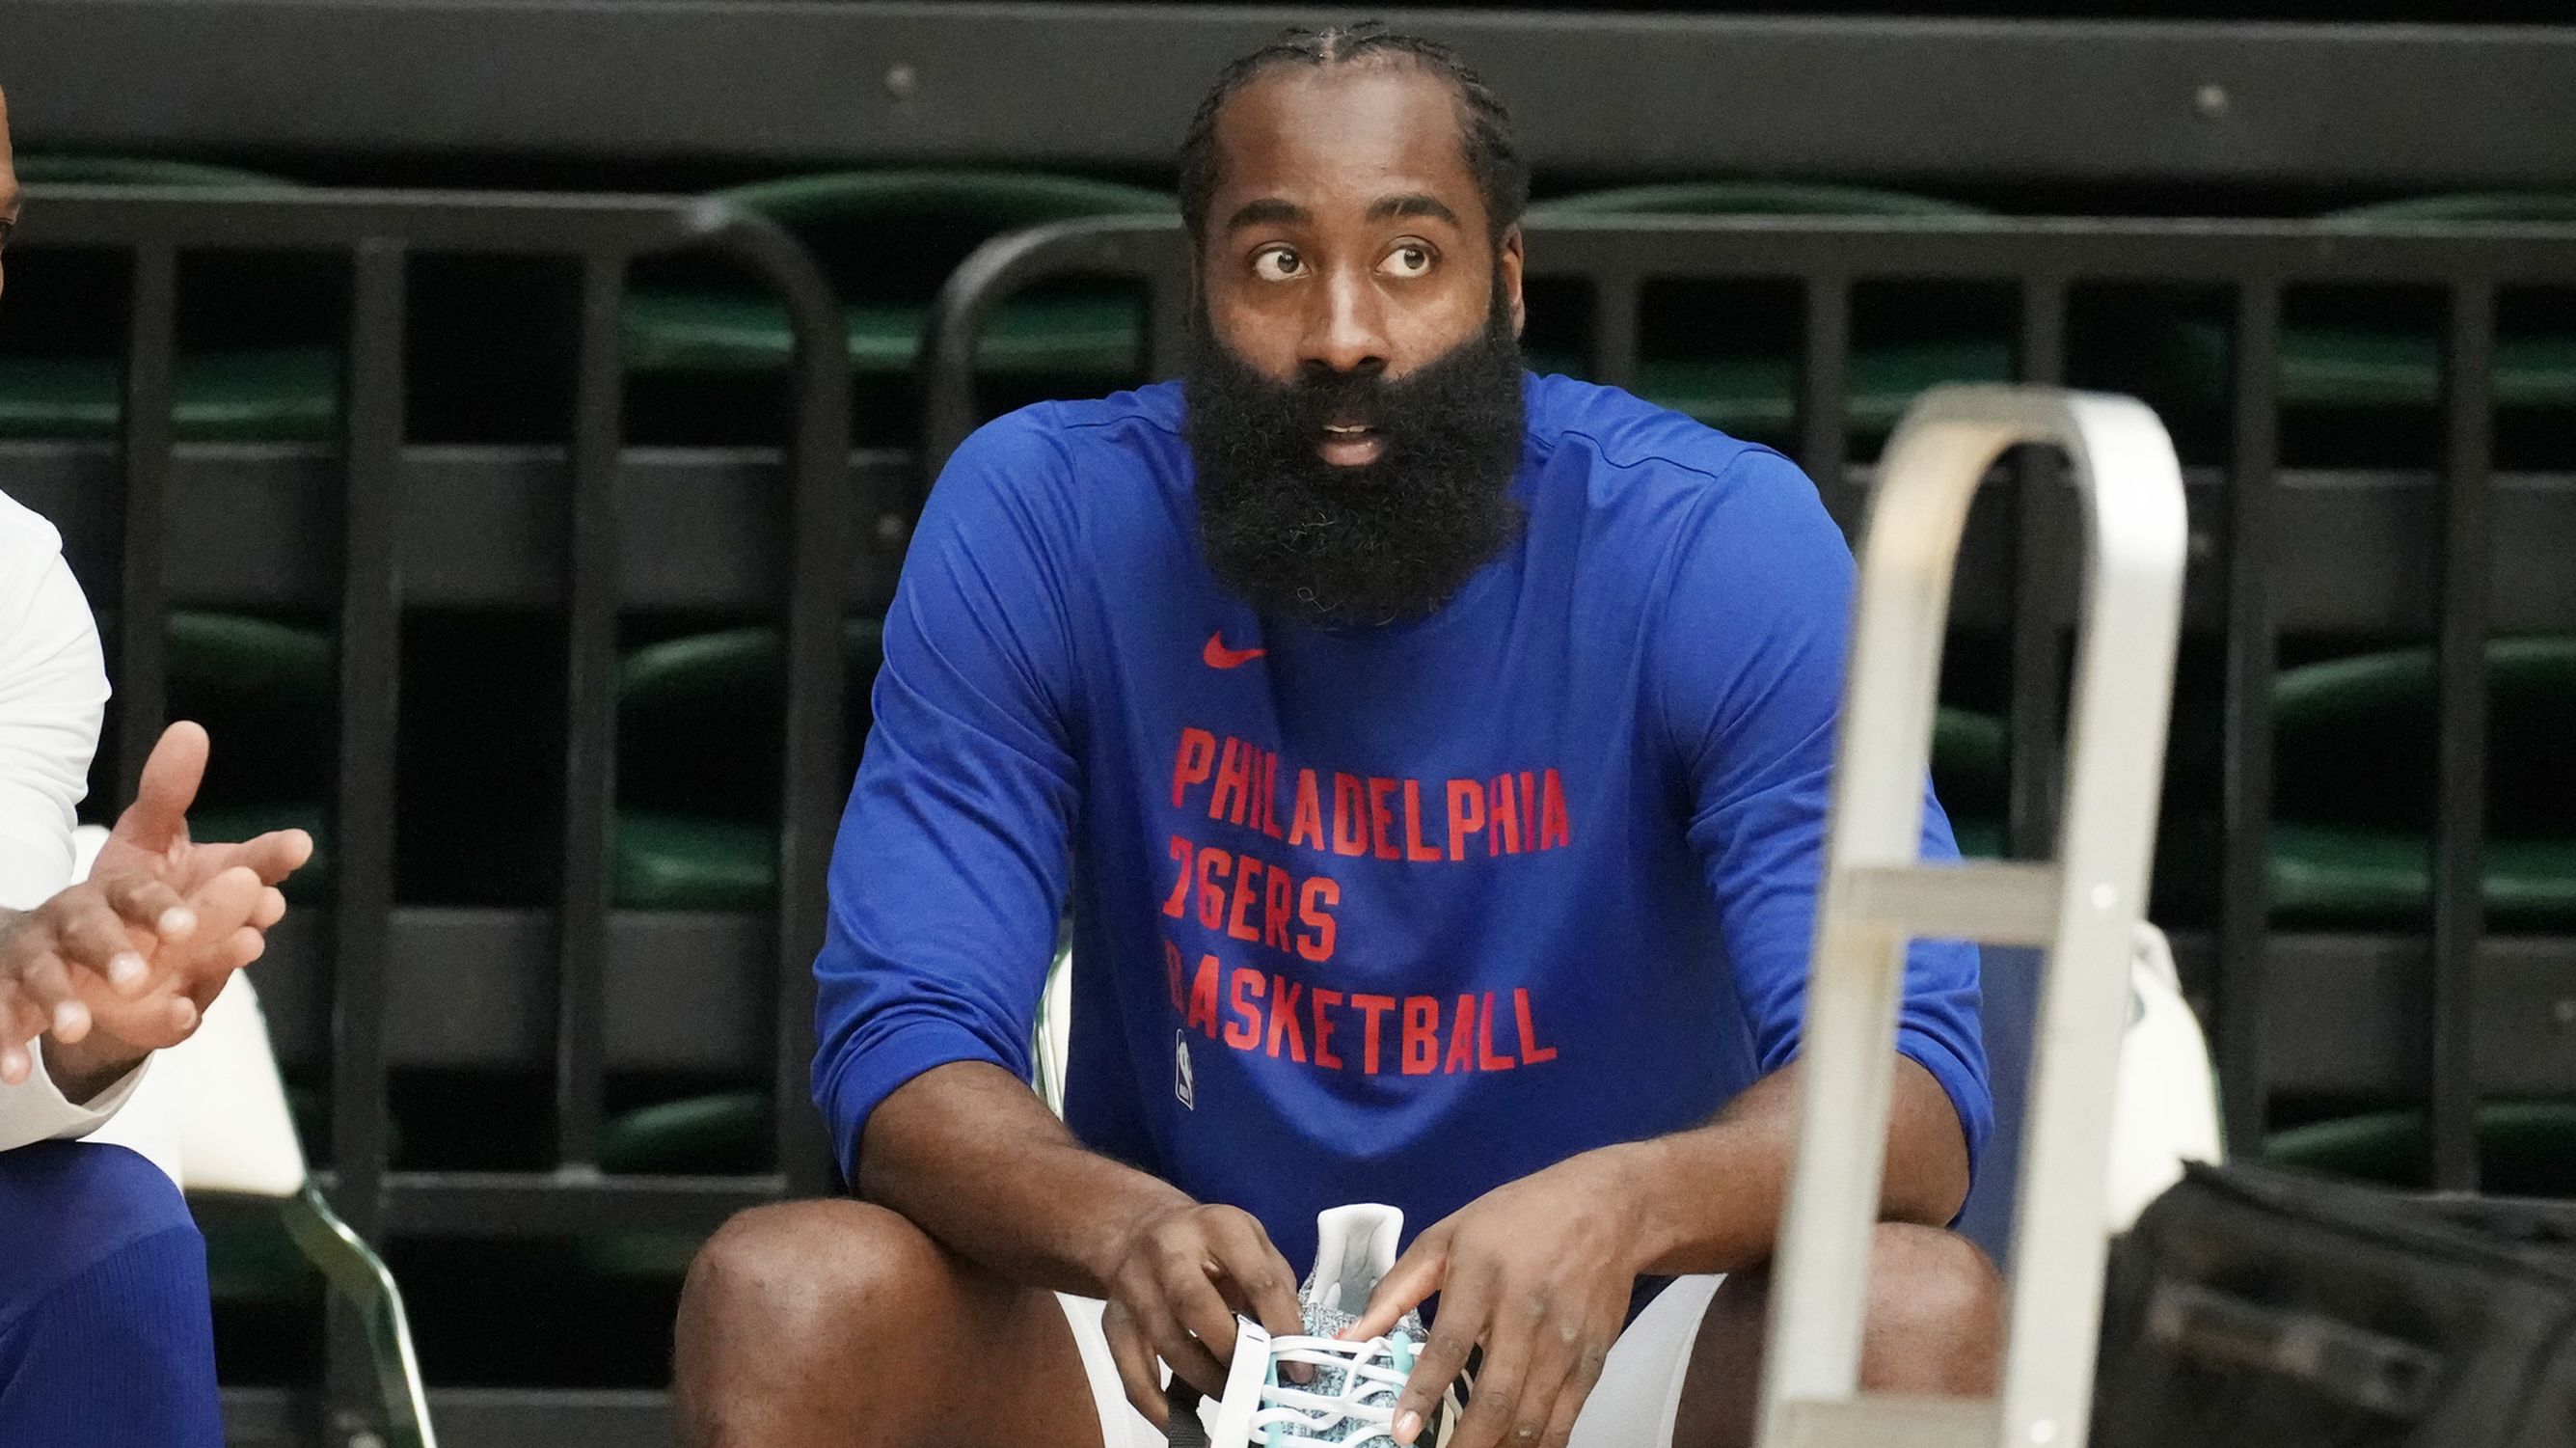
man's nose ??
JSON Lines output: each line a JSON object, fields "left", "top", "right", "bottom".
{"left": 1299, "top": 269, "right": 1389, "bottom": 377}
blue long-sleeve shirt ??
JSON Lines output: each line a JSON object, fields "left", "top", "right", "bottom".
{"left": 814, "top": 373, "right": 1989, "bottom": 1276}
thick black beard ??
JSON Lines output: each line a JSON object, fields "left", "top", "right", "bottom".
{"left": 1182, "top": 299, "right": 1528, "bottom": 630}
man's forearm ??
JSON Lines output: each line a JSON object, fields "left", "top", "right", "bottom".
{"left": 855, "top": 1059, "right": 1196, "bottom": 1297}
{"left": 1601, "top": 1056, "right": 1971, "bottom": 1278}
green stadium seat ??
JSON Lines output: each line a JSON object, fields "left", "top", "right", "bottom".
{"left": 1589, "top": 341, "right": 2019, "bottom": 442}
{"left": 2173, "top": 193, "right": 2576, "bottom": 412}
{"left": 586, "top": 1089, "right": 772, "bottom": 1281}
{"left": 612, "top": 620, "right": 886, "bottom": 910}
{"left": 2265, "top": 1100, "right": 2576, "bottom": 1195}
{"left": 168, "top": 607, "right": 335, "bottom": 703}
{"left": 583, "top": 1089, "right": 775, "bottom": 1277}
{"left": 0, "top": 158, "right": 339, "bottom": 441}
{"left": 1526, "top": 182, "right": 2009, "bottom": 442}
{"left": 2269, "top": 635, "right": 2576, "bottom": 923}
{"left": 598, "top": 1090, "right": 771, "bottom": 1177}
{"left": 1530, "top": 179, "right": 1986, "bottom": 222}
{"left": 620, "top": 169, "right": 1176, "bottom": 380}
{"left": 2268, "top": 823, "right": 2576, "bottom": 920}
{"left": 0, "top": 348, "right": 340, "bottom": 441}
{"left": 14, "top": 156, "right": 298, "bottom": 190}
{"left": 621, "top": 290, "right": 1152, "bottom": 378}
{"left": 611, "top": 811, "right": 773, "bottom": 913}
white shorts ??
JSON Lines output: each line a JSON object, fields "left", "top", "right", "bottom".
{"left": 1057, "top": 1274, "right": 1726, "bottom": 1448}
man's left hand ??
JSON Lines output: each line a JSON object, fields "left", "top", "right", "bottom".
{"left": 1342, "top": 1151, "right": 1647, "bottom": 1448}
{"left": 90, "top": 721, "right": 312, "bottom": 901}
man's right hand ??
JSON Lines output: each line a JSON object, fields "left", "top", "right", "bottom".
{"left": 1098, "top": 1201, "right": 1309, "bottom": 1428}
{"left": 0, "top": 867, "right": 200, "bottom": 1086}
{"left": 45, "top": 862, "right": 282, "bottom": 1099}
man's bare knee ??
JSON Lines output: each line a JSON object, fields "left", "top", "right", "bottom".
{"left": 1858, "top": 1223, "right": 2005, "bottom": 1397}
{"left": 673, "top": 1199, "right": 954, "bottom": 1448}
{"left": 682, "top": 1199, "right": 943, "bottom": 1337}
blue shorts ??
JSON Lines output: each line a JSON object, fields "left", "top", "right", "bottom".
{"left": 0, "top": 1139, "right": 223, "bottom": 1447}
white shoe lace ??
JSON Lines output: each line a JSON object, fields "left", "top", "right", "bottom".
{"left": 1248, "top": 1333, "right": 1413, "bottom": 1445}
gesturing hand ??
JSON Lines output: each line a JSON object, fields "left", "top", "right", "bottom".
{"left": 1343, "top": 1156, "right": 1647, "bottom": 1448}
{"left": 68, "top": 863, "right": 278, "bottom": 1045}
{"left": 4, "top": 721, "right": 311, "bottom": 1097}
{"left": 1098, "top": 1201, "right": 1310, "bottom": 1429}
{"left": 0, "top": 868, "right": 201, "bottom": 1084}
{"left": 92, "top": 721, "right": 312, "bottom": 904}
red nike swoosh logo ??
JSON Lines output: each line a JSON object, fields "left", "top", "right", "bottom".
{"left": 1204, "top": 633, "right": 1266, "bottom": 669}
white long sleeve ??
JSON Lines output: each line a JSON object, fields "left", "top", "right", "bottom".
{"left": 0, "top": 486, "right": 142, "bottom": 1153}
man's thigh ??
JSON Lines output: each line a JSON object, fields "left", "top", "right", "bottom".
{"left": 1666, "top": 1224, "right": 2006, "bottom": 1448}
{"left": 1056, "top": 1275, "right": 1730, "bottom": 1448}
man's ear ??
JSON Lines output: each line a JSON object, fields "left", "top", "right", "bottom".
{"left": 1499, "top": 225, "right": 1527, "bottom": 338}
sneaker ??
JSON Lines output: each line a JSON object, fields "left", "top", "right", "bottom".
{"left": 1190, "top": 1204, "right": 1459, "bottom": 1447}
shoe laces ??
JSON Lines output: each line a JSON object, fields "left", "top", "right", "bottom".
{"left": 1248, "top": 1332, "right": 1417, "bottom": 1446}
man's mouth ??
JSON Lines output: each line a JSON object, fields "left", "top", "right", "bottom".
{"left": 1318, "top": 422, "right": 1383, "bottom": 468}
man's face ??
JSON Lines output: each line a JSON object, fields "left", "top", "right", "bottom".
{"left": 1197, "top": 64, "right": 1523, "bottom": 448}
{"left": 1184, "top": 63, "right": 1532, "bottom": 629}
{"left": 0, "top": 90, "right": 17, "bottom": 308}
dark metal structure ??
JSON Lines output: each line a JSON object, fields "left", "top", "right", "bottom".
{"left": 2, "top": 4, "right": 2574, "bottom": 189}
{"left": 12, "top": 186, "right": 858, "bottom": 1446}
{"left": 924, "top": 211, "right": 2576, "bottom": 1191}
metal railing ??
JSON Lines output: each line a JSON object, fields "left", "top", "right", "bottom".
{"left": 923, "top": 211, "right": 2576, "bottom": 1194}
{"left": 16, "top": 186, "right": 855, "bottom": 1442}
{"left": 1759, "top": 386, "right": 2185, "bottom": 1448}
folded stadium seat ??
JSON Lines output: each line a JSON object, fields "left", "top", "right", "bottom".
{"left": 610, "top": 618, "right": 885, "bottom": 911}
{"left": 618, "top": 169, "right": 1174, "bottom": 443}
{"left": 1522, "top": 181, "right": 2011, "bottom": 445}
{"left": 2167, "top": 193, "right": 2576, "bottom": 467}
{"left": 0, "top": 157, "right": 339, "bottom": 442}
{"left": 2267, "top": 636, "right": 2576, "bottom": 924}
{"left": 2265, "top": 1101, "right": 2576, "bottom": 1196}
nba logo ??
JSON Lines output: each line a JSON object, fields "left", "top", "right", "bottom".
{"left": 1174, "top": 1029, "right": 1196, "bottom": 1110}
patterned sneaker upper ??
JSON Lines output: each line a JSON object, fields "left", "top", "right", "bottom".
{"left": 1177, "top": 1205, "right": 1455, "bottom": 1448}
{"left": 1238, "top": 1205, "right": 1438, "bottom": 1447}
{"left": 1246, "top": 1327, "right": 1420, "bottom": 1446}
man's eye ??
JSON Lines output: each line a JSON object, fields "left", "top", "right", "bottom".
{"left": 1379, "top": 245, "right": 1433, "bottom": 278}
{"left": 1252, "top": 248, "right": 1304, "bottom": 282}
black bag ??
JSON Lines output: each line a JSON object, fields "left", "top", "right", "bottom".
{"left": 2093, "top": 1161, "right": 2576, "bottom": 1448}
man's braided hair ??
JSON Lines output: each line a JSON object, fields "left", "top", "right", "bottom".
{"left": 1177, "top": 22, "right": 1531, "bottom": 246}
